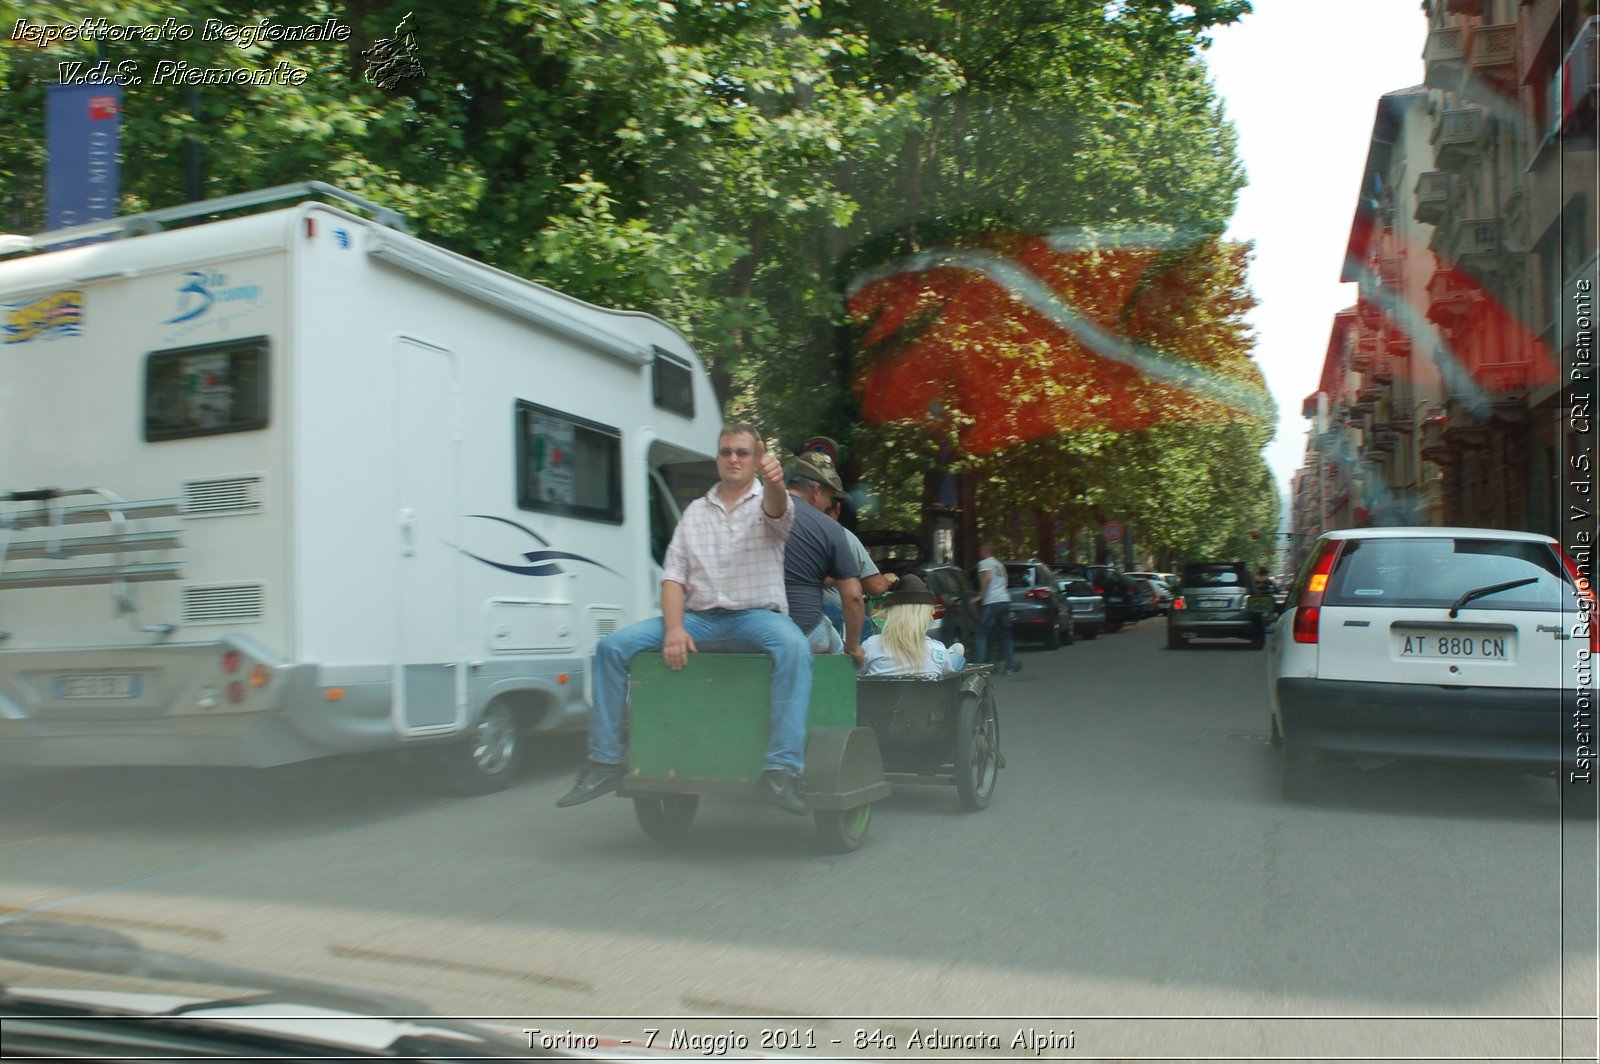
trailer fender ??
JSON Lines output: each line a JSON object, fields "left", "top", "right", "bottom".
{"left": 800, "top": 726, "right": 891, "bottom": 810}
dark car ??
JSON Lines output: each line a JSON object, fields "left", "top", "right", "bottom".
{"left": 1057, "top": 576, "right": 1106, "bottom": 639}
{"left": 916, "top": 563, "right": 981, "bottom": 649}
{"left": 1167, "top": 560, "right": 1272, "bottom": 649}
{"left": 1061, "top": 564, "right": 1143, "bottom": 632}
{"left": 1003, "top": 560, "right": 1069, "bottom": 648}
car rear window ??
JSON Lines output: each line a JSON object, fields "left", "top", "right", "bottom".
{"left": 1006, "top": 565, "right": 1035, "bottom": 588}
{"left": 1323, "top": 537, "right": 1580, "bottom": 612}
{"left": 1183, "top": 565, "right": 1245, "bottom": 587}
{"left": 1062, "top": 578, "right": 1095, "bottom": 595}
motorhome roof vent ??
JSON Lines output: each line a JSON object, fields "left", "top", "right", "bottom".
{"left": 183, "top": 476, "right": 262, "bottom": 517}
{"left": 181, "top": 584, "right": 265, "bottom": 625}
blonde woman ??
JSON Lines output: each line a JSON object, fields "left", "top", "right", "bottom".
{"left": 859, "top": 575, "right": 967, "bottom": 678}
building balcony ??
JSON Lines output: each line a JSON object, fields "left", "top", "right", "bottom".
{"left": 1372, "top": 355, "right": 1395, "bottom": 383}
{"left": 1433, "top": 107, "right": 1488, "bottom": 171}
{"left": 1425, "top": 28, "right": 1466, "bottom": 89}
{"left": 1463, "top": 23, "right": 1519, "bottom": 98}
{"left": 1389, "top": 404, "right": 1415, "bottom": 431}
{"left": 1371, "top": 427, "right": 1400, "bottom": 451}
{"left": 1356, "top": 377, "right": 1383, "bottom": 405}
{"left": 1445, "top": 0, "right": 1484, "bottom": 14}
{"left": 1452, "top": 217, "right": 1504, "bottom": 277}
{"left": 1425, "top": 267, "right": 1484, "bottom": 326}
{"left": 1378, "top": 252, "right": 1402, "bottom": 289}
{"left": 1414, "top": 171, "right": 1452, "bottom": 226}
{"left": 1419, "top": 414, "right": 1451, "bottom": 463}
{"left": 1478, "top": 360, "right": 1531, "bottom": 400}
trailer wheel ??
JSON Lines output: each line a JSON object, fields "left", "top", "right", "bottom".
{"left": 441, "top": 701, "right": 523, "bottom": 795}
{"left": 634, "top": 795, "right": 699, "bottom": 842}
{"left": 953, "top": 692, "right": 1000, "bottom": 810}
{"left": 814, "top": 804, "right": 872, "bottom": 852}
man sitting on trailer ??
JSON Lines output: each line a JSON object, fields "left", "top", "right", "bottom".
{"left": 782, "top": 451, "right": 869, "bottom": 663}
{"left": 557, "top": 422, "right": 815, "bottom": 814}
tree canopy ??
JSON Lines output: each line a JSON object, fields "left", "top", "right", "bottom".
{"left": 0, "top": 0, "right": 1277, "bottom": 563}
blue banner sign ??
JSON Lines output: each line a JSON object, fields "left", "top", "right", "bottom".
{"left": 45, "top": 82, "right": 122, "bottom": 231}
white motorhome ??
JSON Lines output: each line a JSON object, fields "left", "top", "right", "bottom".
{"left": 0, "top": 183, "right": 720, "bottom": 790}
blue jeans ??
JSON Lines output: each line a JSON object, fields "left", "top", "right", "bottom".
{"left": 588, "top": 608, "right": 813, "bottom": 772}
{"left": 975, "top": 601, "right": 1015, "bottom": 669}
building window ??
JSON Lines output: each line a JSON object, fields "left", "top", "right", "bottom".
{"left": 144, "top": 337, "right": 269, "bottom": 441}
{"left": 515, "top": 401, "right": 623, "bottom": 524}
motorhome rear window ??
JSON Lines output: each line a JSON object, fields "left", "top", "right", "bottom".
{"left": 515, "top": 401, "right": 623, "bottom": 524}
{"left": 652, "top": 346, "right": 695, "bottom": 418}
{"left": 144, "top": 337, "right": 269, "bottom": 441}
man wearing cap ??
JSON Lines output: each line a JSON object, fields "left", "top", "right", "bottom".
{"left": 783, "top": 451, "right": 868, "bottom": 668}
{"left": 558, "top": 422, "right": 815, "bottom": 814}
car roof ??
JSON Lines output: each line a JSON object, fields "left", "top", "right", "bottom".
{"left": 1317, "top": 526, "right": 1557, "bottom": 544}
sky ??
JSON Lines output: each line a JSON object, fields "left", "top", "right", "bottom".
{"left": 1202, "top": 0, "right": 1430, "bottom": 507}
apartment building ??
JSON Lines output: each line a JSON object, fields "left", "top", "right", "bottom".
{"left": 1294, "top": 0, "right": 1597, "bottom": 541}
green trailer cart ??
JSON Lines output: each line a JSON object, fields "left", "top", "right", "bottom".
{"left": 616, "top": 653, "right": 1003, "bottom": 852}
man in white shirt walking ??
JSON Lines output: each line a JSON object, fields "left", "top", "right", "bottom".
{"left": 974, "top": 541, "right": 1019, "bottom": 674}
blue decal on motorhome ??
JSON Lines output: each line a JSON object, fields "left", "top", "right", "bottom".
{"left": 164, "top": 270, "right": 263, "bottom": 324}
{"left": 458, "top": 515, "right": 620, "bottom": 578}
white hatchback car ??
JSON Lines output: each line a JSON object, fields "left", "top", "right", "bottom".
{"left": 1267, "top": 527, "right": 1594, "bottom": 802}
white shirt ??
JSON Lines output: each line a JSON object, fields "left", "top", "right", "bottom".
{"left": 859, "top": 636, "right": 966, "bottom": 678}
{"left": 661, "top": 482, "right": 794, "bottom": 613}
{"left": 977, "top": 556, "right": 1009, "bottom": 606}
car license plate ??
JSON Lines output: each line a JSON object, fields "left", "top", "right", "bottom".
{"left": 53, "top": 673, "right": 141, "bottom": 700}
{"left": 1396, "top": 631, "right": 1511, "bottom": 661}
{"left": 1198, "top": 598, "right": 1227, "bottom": 609}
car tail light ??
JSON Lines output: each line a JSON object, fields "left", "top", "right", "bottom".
{"left": 1173, "top": 596, "right": 1185, "bottom": 610}
{"left": 1292, "top": 540, "right": 1342, "bottom": 644}
{"left": 1092, "top": 584, "right": 1106, "bottom": 595}
{"left": 1025, "top": 588, "right": 1051, "bottom": 601}
{"left": 932, "top": 593, "right": 948, "bottom": 620}
{"left": 1556, "top": 544, "right": 1599, "bottom": 653}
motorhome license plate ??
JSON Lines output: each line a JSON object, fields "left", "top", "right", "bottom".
{"left": 1396, "top": 631, "right": 1510, "bottom": 661}
{"left": 53, "top": 673, "right": 141, "bottom": 700}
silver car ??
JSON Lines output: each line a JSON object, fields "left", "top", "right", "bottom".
{"left": 1057, "top": 576, "right": 1106, "bottom": 639}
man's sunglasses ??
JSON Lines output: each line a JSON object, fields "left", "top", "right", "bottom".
{"left": 717, "top": 447, "right": 754, "bottom": 459}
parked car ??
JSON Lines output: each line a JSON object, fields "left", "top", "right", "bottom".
{"left": 1004, "top": 560, "right": 1069, "bottom": 648}
{"left": 1167, "top": 560, "right": 1270, "bottom": 649}
{"left": 1126, "top": 572, "right": 1174, "bottom": 615}
{"left": 1062, "top": 564, "right": 1143, "bottom": 632}
{"left": 1268, "top": 527, "right": 1591, "bottom": 804}
{"left": 916, "top": 563, "right": 981, "bottom": 650}
{"left": 1057, "top": 576, "right": 1106, "bottom": 639}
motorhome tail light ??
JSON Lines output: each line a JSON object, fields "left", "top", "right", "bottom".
{"left": 1025, "top": 587, "right": 1051, "bottom": 601}
{"left": 248, "top": 664, "right": 270, "bottom": 688}
{"left": 226, "top": 681, "right": 246, "bottom": 704}
{"left": 1556, "top": 543, "right": 1599, "bottom": 653}
{"left": 1292, "top": 540, "right": 1342, "bottom": 644}
{"left": 221, "top": 650, "right": 241, "bottom": 674}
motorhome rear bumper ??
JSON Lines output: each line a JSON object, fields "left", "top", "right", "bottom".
{"left": 0, "top": 643, "right": 396, "bottom": 767}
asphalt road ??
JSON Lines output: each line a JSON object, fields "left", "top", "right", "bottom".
{"left": 1, "top": 618, "right": 1595, "bottom": 1060}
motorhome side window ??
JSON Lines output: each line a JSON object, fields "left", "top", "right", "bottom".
{"left": 515, "top": 401, "right": 623, "bottom": 524}
{"left": 144, "top": 337, "right": 269, "bottom": 441}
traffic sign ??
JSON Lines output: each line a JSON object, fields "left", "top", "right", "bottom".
{"left": 1103, "top": 520, "right": 1124, "bottom": 543}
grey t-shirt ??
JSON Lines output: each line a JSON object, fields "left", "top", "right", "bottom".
{"left": 822, "top": 526, "right": 878, "bottom": 610}
{"left": 784, "top": 499, "right": 860, "bottom": 635}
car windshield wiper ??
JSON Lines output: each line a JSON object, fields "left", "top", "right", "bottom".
{"left": 1447, "top": 577, "right": 1538, "bottom": 618}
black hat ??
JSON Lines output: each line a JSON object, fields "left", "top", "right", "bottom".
{"left": 884, "top": 573, "right": 935, "bottom": 608}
